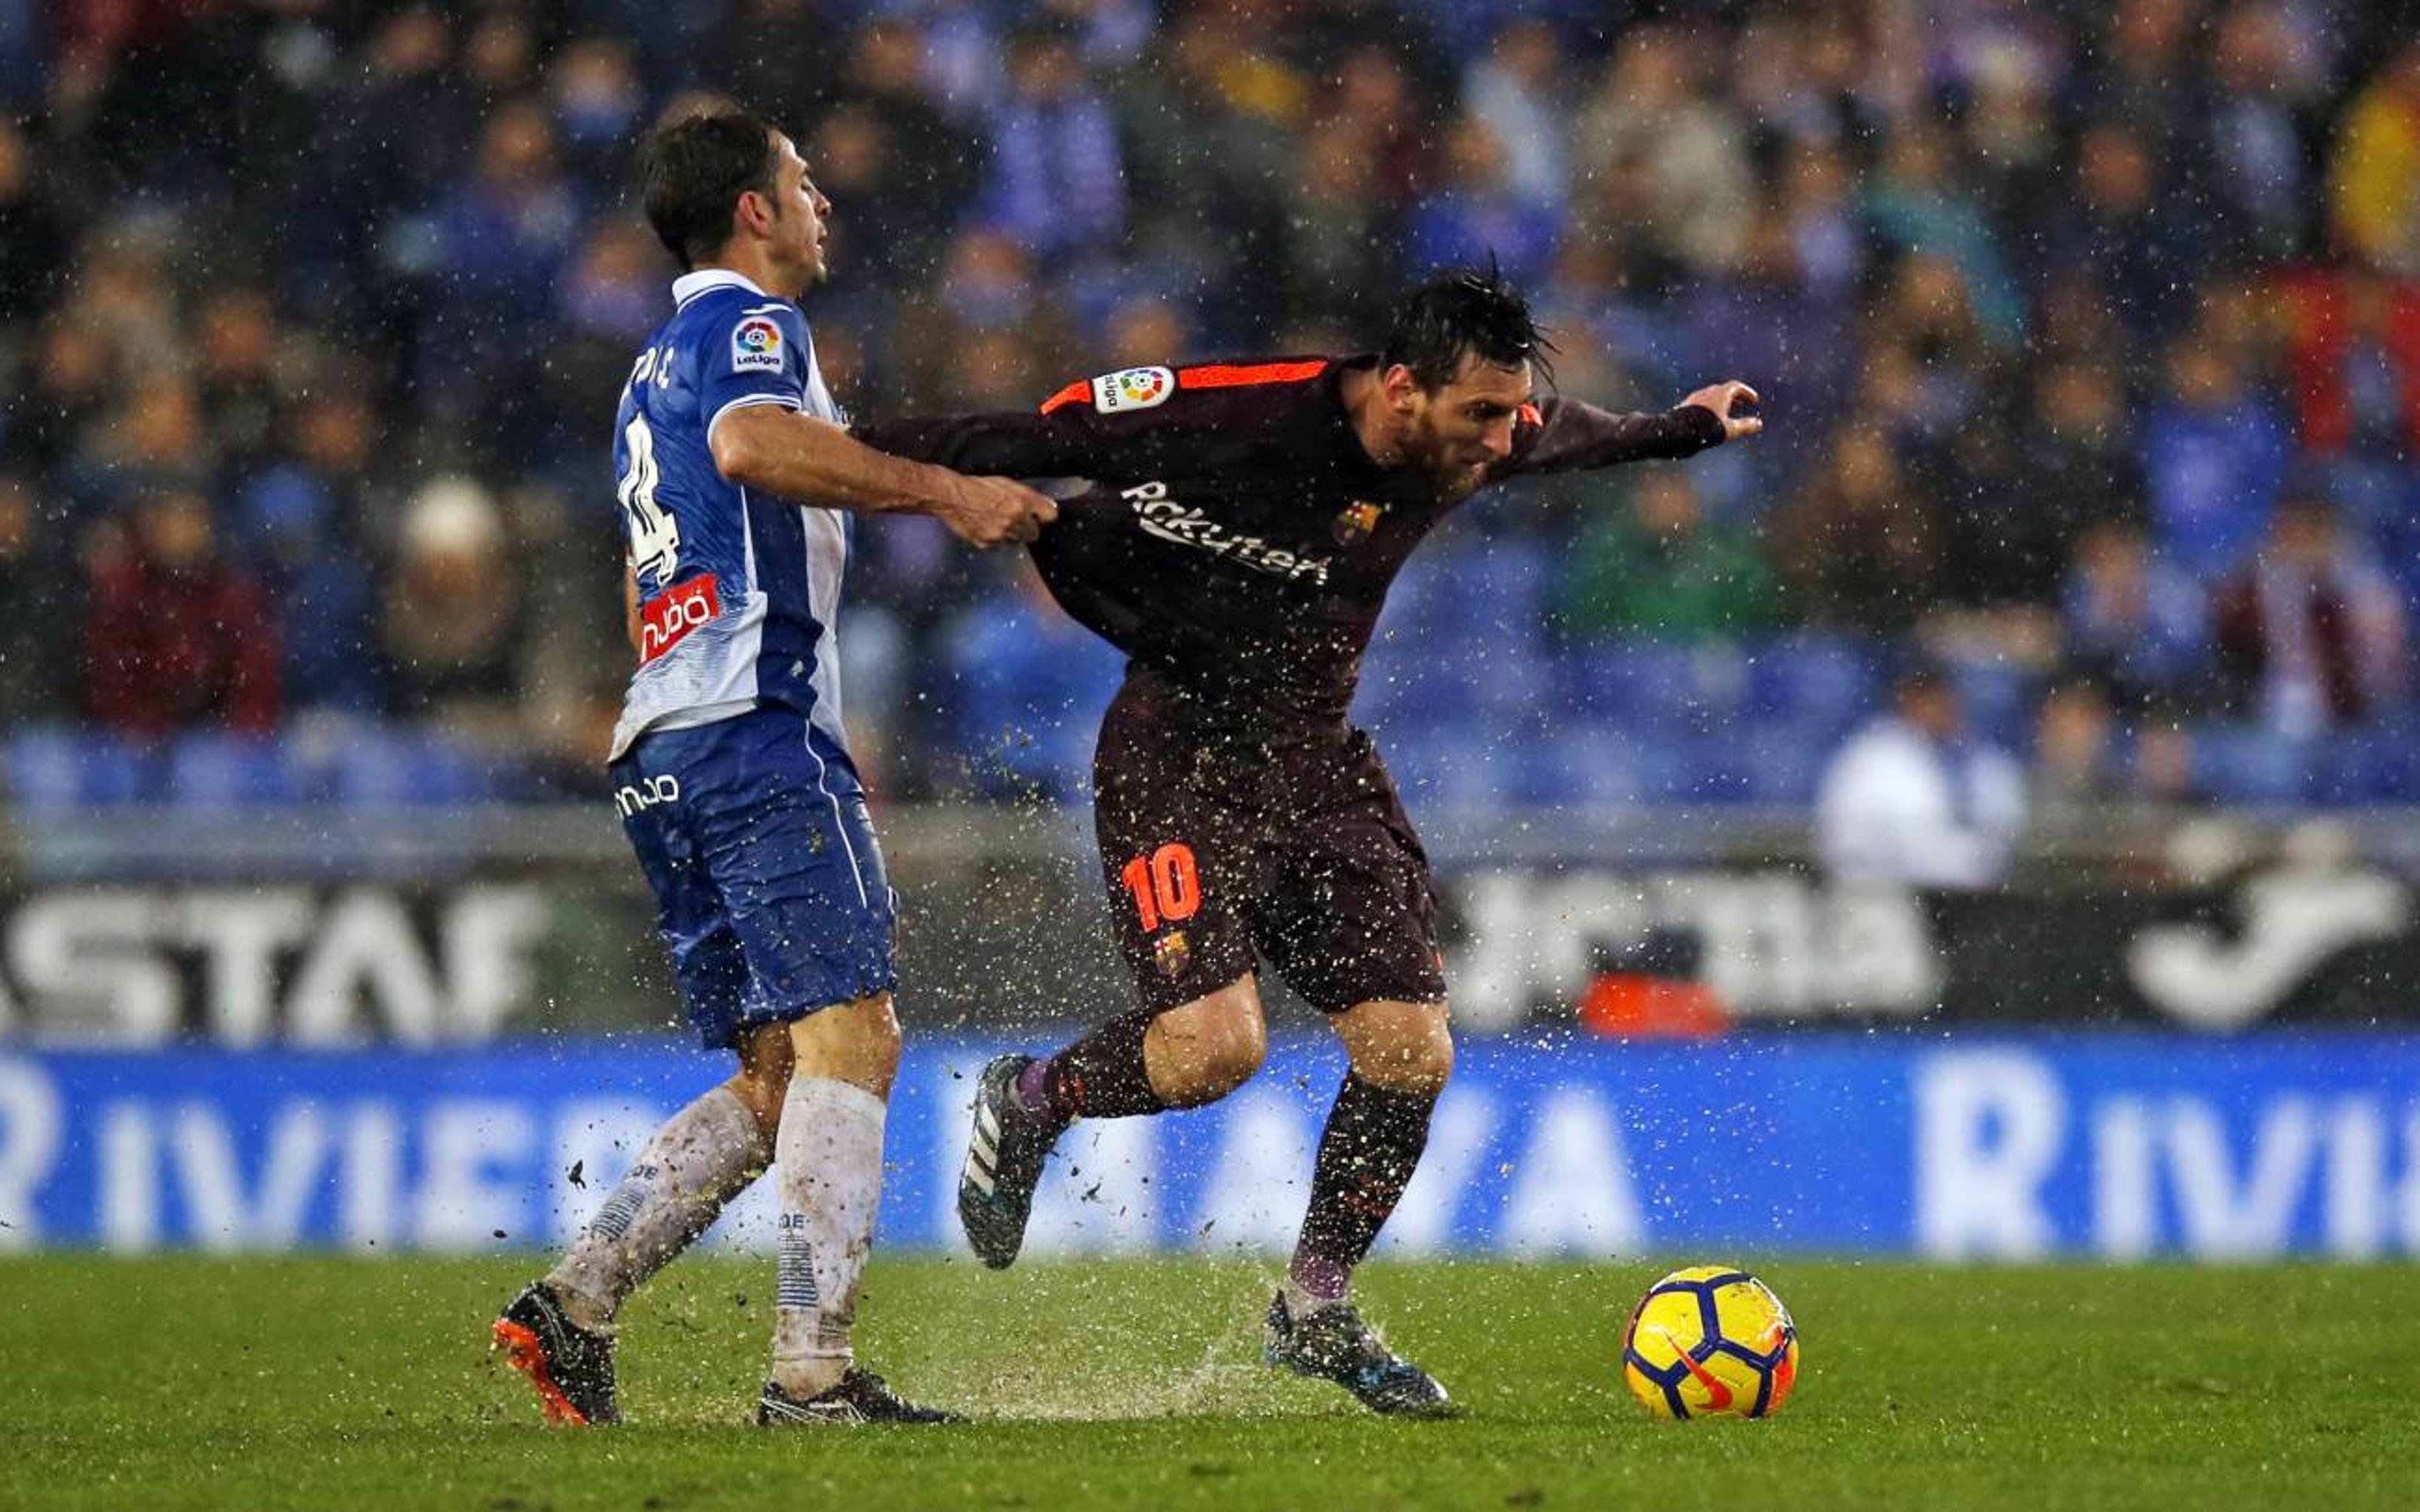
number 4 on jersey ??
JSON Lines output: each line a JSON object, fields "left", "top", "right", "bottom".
{"left": 619, "top": 411, "right": 680, "bottom": 583}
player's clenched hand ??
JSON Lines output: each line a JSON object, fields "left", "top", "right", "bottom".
{"left": 939, "top": 476, "right": 1060, "bottom": 548}
{"left": 1681, "top": 380, "right": 1763, "bottom": 441}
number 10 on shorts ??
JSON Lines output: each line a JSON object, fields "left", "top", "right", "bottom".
{"left": 1121, "top": 843, "right": 1201, "bottom": 932}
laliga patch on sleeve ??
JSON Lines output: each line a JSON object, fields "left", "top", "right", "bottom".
{"left": 1091, "top": 366, "right": 1174, "bottom": 414}
{"left": 731, "top": 316, "right": 785, "bottom": 373}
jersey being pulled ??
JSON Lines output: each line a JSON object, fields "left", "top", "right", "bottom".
{"left": 860, "top": 356, "right": 1725, "bottom": 727}
{"left": 608, "top": 269, "right": 852, "bottom": 761}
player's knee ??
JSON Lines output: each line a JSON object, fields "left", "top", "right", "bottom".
{"left": 1194, "top": 1009, "right": 1267, "bottom": 1098}
{"left": 729, "top": 1024, "right": 796, "bottom": 1135}
{"left": 1156, "top": 997, "right": 1267, "bottom": 1105}
{"left": 851, "top": 993, "right": 904, "bottom": 1078}
{"left": 1354, "top": 1017, "right": 1454, "bottom": 1097}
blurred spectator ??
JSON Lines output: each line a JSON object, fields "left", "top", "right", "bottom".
{"left": 1815, "top": 661, "right": 2028, "bottom": 890}
{"left": 0, "top": 472, "right": 68, "bottom": 719}
{"left": 2214, "top": 493, "right": 2409, "bottom": 737}
{"left": 695, "top": 0, "right": 832, "bottom": 125}
{"left": 192, "top": 288, "right": 283, "bottom": 485}
{"left": 1462, "top": 20, "right": 1568, "bottom": 211}
{"left": 1947, "top": 360, "right": 2145, "bottom": 609}
{"left": 1573, "top": 25, "right": 1754, "bottom": 278}
{"left": 382, "top": 479, "right": 525, "bottom": 739}
{"left": 1770, "top": 429, "right": 1943, "bottom": 634}
{"left": 2031, "top": 677, "right": 2127, "bottom": 817}
{"left": 417, "top": 99, "right": 582, "bottom": 465}
{"left": 2206, "top": 2, "right": 2314, "bottom": 265}
{"left": 2329, "top": 40, "right": 2420, "bottom": 276}
{"left": 2062, "top": 520, "right": 2214, "bottom": 713}
{"left": 1404, "top": 115, "right": 1560, "bottom": 287}
{"left": 2141, "top": 335, "right": 2291, "bottom": 575}
{"left": 979, "top": 23, "right": 1124, "bottom": 261}
{"left": 0, "top": 117, "right": 67, "bottom": 326}
{"left": 827, "top": 22, "right": 984, "bottom": 284}
{"left": 549, "top": 37, "right": 645, "bottom": 184}
{"left": 1557, "top": 472, "right": 1776, "bottom": 643}
{"left": 82, "top": 488, "right": 281, "bottom": 739}
{"left": 1863, "top": 125, "right": 2026, "bottom": 345}
{"left": 2046, "top": 121, "right": 2202, "bottom": 347}
{"left": 244, "top": 467, "right": 386, "bottom": 717}
{"left": 2273, "top": 264, "right": 2420, "bottom": 463}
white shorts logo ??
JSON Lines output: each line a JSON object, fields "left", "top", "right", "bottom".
{"left": 1092, "top": 366, "right": 1174, "bottom": 414}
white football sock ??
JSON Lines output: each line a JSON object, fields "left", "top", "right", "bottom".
{"left": 769, "top": 1077, "right": 887, "bottom": 1398}
{"left": 548, "top": 1085, "right": 770, "bottom": 1332}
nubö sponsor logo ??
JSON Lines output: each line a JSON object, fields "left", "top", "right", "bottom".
{"left": 1124, "top": 482, "right": 1333, "bottom": 584}
{"left": 639, "top": 573, "right": 721, "bottom": 663}
{"left": 614, "top": 775, "right": 681, "bottom": 816}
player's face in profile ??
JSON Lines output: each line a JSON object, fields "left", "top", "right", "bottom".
{"left": 1404, "top": 355, "right": 1531, "bottom": 496}
{"left": 764, "top": 134, "right": 833, "bottom": 287}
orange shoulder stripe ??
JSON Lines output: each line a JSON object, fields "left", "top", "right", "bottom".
{"left": 1040, "top": 379, "right": 1091, "bottom": 415}
{"left": 1177, "top": 359, "right": 1330, "bottom": 391}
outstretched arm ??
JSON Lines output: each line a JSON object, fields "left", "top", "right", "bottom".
{"left": 1509, "top": 380, "right": 1761, "bottom": 475}
{"left": 712, "top": 405, "right": 1056, "bottom": 547}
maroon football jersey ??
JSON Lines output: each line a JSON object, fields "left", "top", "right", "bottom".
{"left": 861, "top": 355, "right": 1725, "bottom": 725}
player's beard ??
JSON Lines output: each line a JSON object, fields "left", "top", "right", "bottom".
{"left": 1418, "top": 438, "right": 1491, "bottom": 503}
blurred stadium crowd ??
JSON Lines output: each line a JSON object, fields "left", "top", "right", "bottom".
{"left": 5, "top": 0, "right": 2420, "bottom": 810}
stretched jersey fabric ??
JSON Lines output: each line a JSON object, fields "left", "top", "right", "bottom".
{"left": 859, "top": 355, "right": 1726, "bottom": 727}
{"left": 609, "top": 269, "right": 852, "bottom": 761}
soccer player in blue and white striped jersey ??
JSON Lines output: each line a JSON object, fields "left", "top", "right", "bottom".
{"left": 494, "top": 106, "right": 1054, "bottom": 1428}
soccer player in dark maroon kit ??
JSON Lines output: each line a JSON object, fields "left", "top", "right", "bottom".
{"left": 863, "top": 268, "right": 1760, "bottom": 1416}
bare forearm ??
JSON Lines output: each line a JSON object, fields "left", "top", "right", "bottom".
{"left": 714, "top": 407, "right": 971, "bottom": 517}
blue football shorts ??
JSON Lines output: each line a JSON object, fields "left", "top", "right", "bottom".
{"left": 609, "top": 705, "right": 898, "bottom": 1049}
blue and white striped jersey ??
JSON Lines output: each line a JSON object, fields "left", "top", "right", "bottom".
{"left": 608, "top": 269, "right": 852, "bottom": 761}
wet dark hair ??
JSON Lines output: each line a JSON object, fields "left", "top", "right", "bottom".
{"left": 641, "top": 107, "right": 783, "bottom": 271}
{"left": 1379, "top": 260, "right": 1557, "bottom": 391}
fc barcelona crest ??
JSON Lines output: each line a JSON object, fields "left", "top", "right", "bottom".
{"left": 1154, "top": 930, "right": 1191, "bottom": 978}
{"left": 1333, "top": 500, "right": 1385, "bottom": 544}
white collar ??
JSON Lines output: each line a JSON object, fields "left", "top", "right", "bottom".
{"left": 672, "top": 268, "right": 770, "bottom": 306}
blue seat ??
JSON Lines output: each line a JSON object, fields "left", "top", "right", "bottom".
{"left": 2191, "top": 723, "right": 2313, "bottom": 806}
{"left": 167, "top": 732, "right": 308, "bottom": 807}
{"left": 1739, "top": 730, "right": 1825, "bottom": 804}
{"left": 1951, "top": 661, "right": 2034, "bottom": 751}
{"left": 1520, "top": 726, "right": 1645, "bottom": 808}
{"left": 939, "top": 595, "right": 1126, "bottom": 798}
{"left": 2316, "top": 720, "right": 2420, "bottom": 806}
{"left": 1745, "top": 634, "right": 1884, "bottom": 729}
{"left": 1380, "top": 724, "right": 1516, "bottom": 809}
{"left": 1559, "top": 642, "right": 1748, "bottom": 732}
{"left": 1361, "top": 636, "right": 1550, "bottom": 727}
{"left": 330, "top": 730, "right": 494, "bottom": 807}
{"left": 5, "top": 727, "right": 155, "bottom": 808}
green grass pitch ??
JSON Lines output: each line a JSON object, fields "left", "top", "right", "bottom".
{"left": 3, "top": 1255, "right": 2416, "bottom": 1510}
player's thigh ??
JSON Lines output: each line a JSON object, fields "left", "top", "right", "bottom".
{"left": 1092, "top": 692, "right": 1261, "bottom": 1013}
{"left": 684, "top": 710, "right": 901, "bottom": 1033}
{"left": 1254, "top": 743, "right": 1447, "bottom": 1018}
{"left": 613, "top": 747, "right": 759, "bottom": 1051}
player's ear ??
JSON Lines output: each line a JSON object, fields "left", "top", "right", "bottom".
{"left": 1380, "top": 364, "right": 1423, "bottom": 412}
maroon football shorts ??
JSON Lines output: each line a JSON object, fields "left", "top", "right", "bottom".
{"left": 1090, "top": 668, "right": 1448, "bottom": 1016}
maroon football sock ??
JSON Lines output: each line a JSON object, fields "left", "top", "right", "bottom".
{"left": 1288, "top": 1074, "right": 1436, "bottom": 1304}
{"left": 1022, "top": 1010, "right": 1167, "bottom": 1123}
